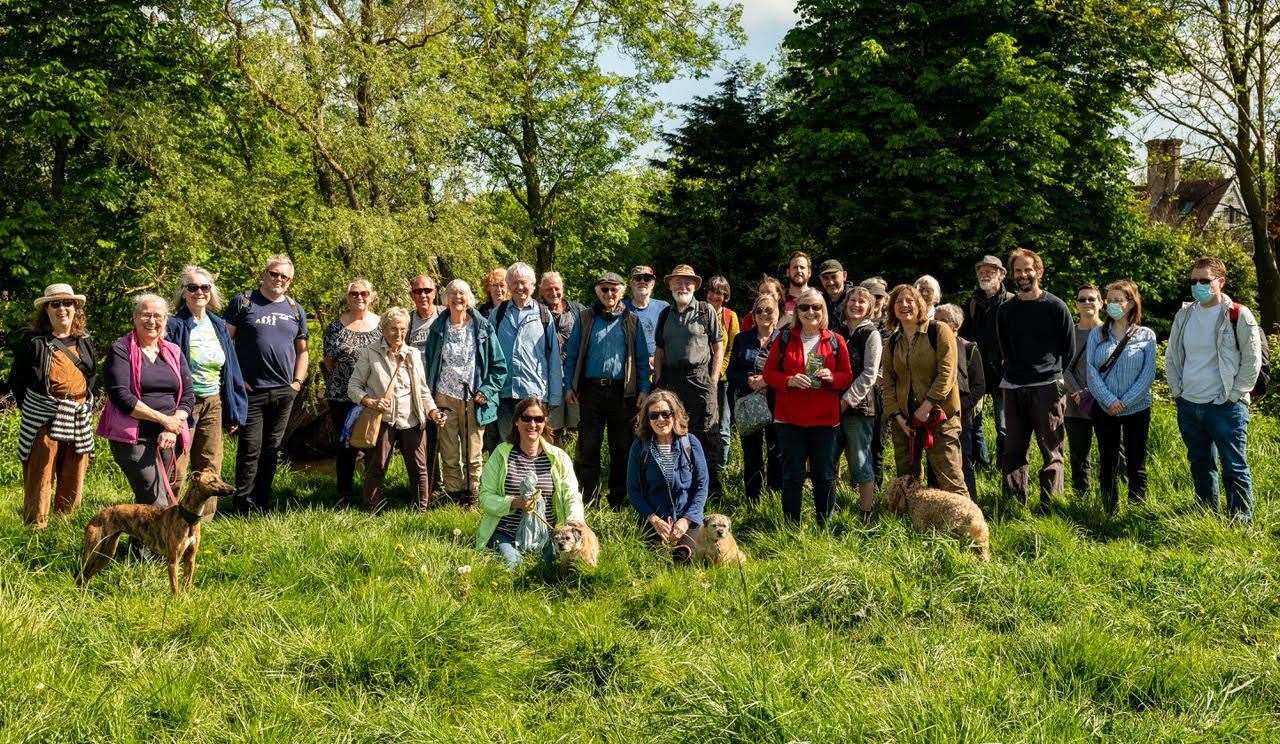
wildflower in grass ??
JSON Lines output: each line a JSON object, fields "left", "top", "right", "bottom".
{"left": 457, "top": 564, "right": 472, "bottom": 575}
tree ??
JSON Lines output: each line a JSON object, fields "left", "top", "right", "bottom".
{"left": 1140, "top": 0, "right": 1280, "bottom": 329}
{"left": 463, "top": 0, "right": 742, "bottom": 275}
{"left": 646, "top": 64, "right": 784, "bottom": 288}
{"left": 776, "top": 0, "right": 1175, "bottom": 295}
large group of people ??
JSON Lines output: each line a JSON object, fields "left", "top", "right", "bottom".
{"left": 8, "top": 250, "right": 1265, "bottom": 569}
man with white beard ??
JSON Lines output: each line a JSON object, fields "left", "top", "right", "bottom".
{"left": 653, "top": 264, "right": 724, "bottom": 500}
{"left": 959, "top": 255, "right": 1014, "bottom": 470}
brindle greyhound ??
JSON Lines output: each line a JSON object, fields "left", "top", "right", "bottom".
{"left": 78, "top": 469, "right": 234, "bottom": 593}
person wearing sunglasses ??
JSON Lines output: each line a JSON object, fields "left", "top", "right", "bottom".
{"left": 539, "top": 271, "right": 586, "bottom": 442}
{"left": 1060, "top": 283, "right": 1103, "bottom": 495}
{"left": 563, "top": 272, "right": 651, "bottom": 508}
{"left": 10, "top": 284, "right": 97, "bottom": 528}
{"left": 164, "top": 266, "right": 247, "bottom": 501}
{"left": 476, "top": 398, "right": 584, "bottom": 569}
{"left": 1166, "top": 255, "right": 1263, "bottom": 523}
{"left": 727, "top": 294, "right": 783, "bottom": 504}
{"left": 626, "top": 390, "right": 707, "bottom": 561}
{"left": 407, "top": 273, "right": 444, "bottom": 496}
{"left": 763, "top": 287, "right": 854, "bottom": 524}
{"left": 322, "top": 278, "right": 382, "bottom": 506}
{"left": 224, "top": 254, "right": 309, "bottom": 513}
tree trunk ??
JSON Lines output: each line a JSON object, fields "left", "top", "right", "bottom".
{"left": 1238, "top": 158, "right": 1280, "bottom": 330}
{"left": 518, "top": 110, "right": 556, "bottom": 274}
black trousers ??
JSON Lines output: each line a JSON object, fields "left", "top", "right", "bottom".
{"left": 1064, "top": 416, "right": 1095, "bottom": 493}
{"left": 328, "top": 400, "right": 359, "bottom": 499}
{"left": 741, "top": 423, "right": 781, "bottom": 503}
{"left": 573, "top": 381, "right": 636, "bottom": 508}
{"left": 1093, "top": 407, "right": 1150, "bottom": 512}
{"left": 235, "top": 386, "right": 297, "bottom": 509}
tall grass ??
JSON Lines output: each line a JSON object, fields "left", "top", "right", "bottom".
{"left": 0, "top": 405, "right": 1277, "bottom": 742}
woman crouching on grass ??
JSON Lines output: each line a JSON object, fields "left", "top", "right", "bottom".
{"left": 626, "top": 390, "right": 708, "bottom": 563}
{"left": 475, "top": 398, "right": 583, "bottom": 570}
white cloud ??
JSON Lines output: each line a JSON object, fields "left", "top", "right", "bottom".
{"left": 738, "top": 0, "right": 798, "bottom": 28}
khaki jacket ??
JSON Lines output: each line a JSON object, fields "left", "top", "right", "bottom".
{"left": 348, "top": 342, "right": 437, "bottom": 427}
{"left": 880, "top": 319, "right": 960, "bottom": 418}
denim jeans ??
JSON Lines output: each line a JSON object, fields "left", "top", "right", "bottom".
{"left": 972, "top": 388, "right": 1006, "bottom": 467}
{"left": 777, "top": 424, "right": 839, "bottom": 524}
{"left": 840, "top": 413, "right": 876, "bottom": 484}
{"left": 1175, "top": 398, "right": 1253, "bottom": 521}
{"left": 717, "top": 379, "right": 732, "bottom": 468}
{"left": 488, "top": 531, "right": 556, "bottom": 570}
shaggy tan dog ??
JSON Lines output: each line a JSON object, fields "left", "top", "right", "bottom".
{"left": 886, "top": 476, "right": 990, "bottom": 560}
{"left": 78, "top": 470, "right": 234, "bottom": 593}
{"left": 551, "top": 519, "right": 599, "bottom": 569}
{"left": 692, "top": 513, "right": 747, "bottom": 566}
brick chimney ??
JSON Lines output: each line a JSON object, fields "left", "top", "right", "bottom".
{"left": 1146, "top": 138, "right": 1183, "bottom": 208}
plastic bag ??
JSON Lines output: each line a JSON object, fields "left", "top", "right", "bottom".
{"left": 514, "top": 470, "right": 549, "bottom": 553}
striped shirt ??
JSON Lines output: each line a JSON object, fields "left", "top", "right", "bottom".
{"left": 651, "top": 440, "right": 677, "bottom": 485}
{"left": 18, "top": 389, "right": 95, "bottom": 462}
{"left": 495, "top": 447, "right": 555, "bottom": 537}
{"left": 1086, "top": 324, "right": 1157, "bottom": 414}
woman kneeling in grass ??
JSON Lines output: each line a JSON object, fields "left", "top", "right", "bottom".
{"left": 475, "top": 397, "right": 583, "bottom": 569}
{"left": 626, "top": 390, "right": 708, "bottom": 563}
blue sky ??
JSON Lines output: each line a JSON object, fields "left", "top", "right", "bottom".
{"left": 657, "top": 0, "right": 797, "bottom": 105}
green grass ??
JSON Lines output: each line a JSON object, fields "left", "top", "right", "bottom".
{"left": 1, "top": 403, "right": 1278, "bottom": 742}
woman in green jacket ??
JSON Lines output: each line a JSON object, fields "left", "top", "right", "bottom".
{"left": 476, "top": 397, "right": 585, "bottom": 569}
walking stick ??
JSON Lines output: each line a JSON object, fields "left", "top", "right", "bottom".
{"left": 463, "top": 382, "right": 473, "bottom": 503}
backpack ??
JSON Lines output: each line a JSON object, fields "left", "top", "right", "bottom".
{"left": 773, "top": 327, "right": 840, "bottom": 373}
{"left": 888, "top": 321, "right": 940, "bottom": 360}
{"left": 1229, "top": 303, "right": 1270, "bottom": 399}
{"left": 657, "top": 300, "right": 719, "bottom": 350}
{"left": 493, "top": 300, "right": 555, "bottom": 370}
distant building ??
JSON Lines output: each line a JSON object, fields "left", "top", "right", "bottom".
{"left": 1137, "top": 138, "right": 1248, "bottom": 233}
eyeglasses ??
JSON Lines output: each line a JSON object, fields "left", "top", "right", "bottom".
{"left": 185, "top": 284, "right": 212, "bottom": 294}
{"left": 797, "top": 304, "right": 823, "bottom": 313}
{"left": 1191, "top": 278, "right": 1215, "bottom": 285}
{"left": 268, "top": 270, "right": 293, "bottom": 282}
{"left": 647, "top": 410, "right": 673, "bottom": 421}
{"left": 633, "top": 274, "right": 656, "bottom": 283}
{"left": 411, "top": 287, "right": 434, "bottom": 296}
{"left": 519, "top": 414, "right": 546, "bottom": 424}
{"left": 47, "top": 299, "right": 77, "bottom": 309}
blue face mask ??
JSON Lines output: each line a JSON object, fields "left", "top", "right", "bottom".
{"left": 1191, "top": 282, "right": 1214, "bottom": 304}
{"left": 1106, "top": 302, "right": 1125, "bottom": 320}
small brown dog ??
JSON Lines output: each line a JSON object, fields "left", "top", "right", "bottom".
{"left": 886, "top": 476, "right": 990, "bottom": 560}
{"left": 551, "top": 519, "right": 599, "bottom": 570}
{"left": 692, "top": 513, "right": 747, "bottom": 566}
{"left": 78, "top": 469, "right": 234, "bottom": 593}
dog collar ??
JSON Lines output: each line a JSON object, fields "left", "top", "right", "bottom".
{"left": 177, "top": 504, "right": 204, "bottom": 526}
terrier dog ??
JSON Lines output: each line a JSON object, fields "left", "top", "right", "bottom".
{"left": 551, "top": 519, "right": 600, "bottom": 570}
{"left": 886, "top": 476, "right": 990, "bottom": 560}
{"left": 692, "top": 513, "right": 747, "bottom": 566}
{"left": 78, "top": 469, "right": 234, "bottom": 593}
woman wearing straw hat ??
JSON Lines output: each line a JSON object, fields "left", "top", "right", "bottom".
{"left": 8, "top": 284, "right": 97, "bottom": 528}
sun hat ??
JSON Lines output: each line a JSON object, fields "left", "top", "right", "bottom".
{"left": 663, "top": 264, "right": 703, "bottom": 289}
{"left": 34, "top": 283, "right": 86, "bottom": 309}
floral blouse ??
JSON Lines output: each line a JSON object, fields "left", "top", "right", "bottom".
{"left": 323, "top": 320, "right": 381, "bottom": 401}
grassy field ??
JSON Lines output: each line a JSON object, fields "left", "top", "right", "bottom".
{"left": 1, "top": 403, "right": 1278, "bottom": 743}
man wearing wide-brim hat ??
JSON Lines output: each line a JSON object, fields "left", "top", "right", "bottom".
{"left": 652, "top": 264, "right": 725, "bottom": 500}
{"left": 959, "top": 254, "right": 1015, "bottom": 469}
{"left": 562, "top": 270, "right": 652, "bottom": 507}
{"left": 10, "top": 283, "right": 97, "bottom": 528}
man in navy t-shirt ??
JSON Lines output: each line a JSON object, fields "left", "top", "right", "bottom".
{"left": 225, "top": 255, "right": 309, "bottom": 512}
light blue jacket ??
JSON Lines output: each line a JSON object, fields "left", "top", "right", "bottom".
{"left": 490, "top": 300, "right": 563, "bottom": 406}
{"left": 1086, "top": 324, "right": 1157, "bottom": 414}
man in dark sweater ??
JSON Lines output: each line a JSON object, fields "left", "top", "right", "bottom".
{"left": 996, "top": 248, "right": 1074, "bottom": 512}
{"left": 960, "top": 255, "right": 1014, "bottom": 469}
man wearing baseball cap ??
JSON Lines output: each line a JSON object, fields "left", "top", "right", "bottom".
{"left": 818, "top": 259, "right": 855, "bottom": 324}
{"left": 563, "top": 271, "right": 651, "bottom": 507}
{"left": 959, "top": 254, "right": 1015, "bottom": 470}
{"left": 624, "top": 265, "right": 669, "bottom": 367}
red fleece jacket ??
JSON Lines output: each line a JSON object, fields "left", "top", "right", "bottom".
{"left": 762, "top": 329, "right": 854, "bottom": 427}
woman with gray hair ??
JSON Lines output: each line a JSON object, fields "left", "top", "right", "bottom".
{"left": 166, "top": 266, "right": 247, "bottom": 494}
{"left": 323, "top": 277, "right": 381, "bottom": 505}
{"left": 915, "top": 275, "right": 942, "bottom": 320}
{"left": 98, "top": 294, "right": 195, "bottom": 507}
{"left": 422, "top": 280, "right": 509, "bottom": 507}
{"left": 347, "top": 307, "right": 446, "bottom": 511}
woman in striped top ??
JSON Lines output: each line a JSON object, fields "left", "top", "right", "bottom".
{"left": 1086, "top": 279, "right": 1157, "bottom": 514}
{"left": 625, "top": 390, "right": 708, "bottom": 562}
{"left": 475, "top": 398, "right": 584, "bottom": 569}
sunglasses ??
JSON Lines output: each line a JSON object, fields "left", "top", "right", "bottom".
{"left": 797, "top": 303, "right": 823, "bottom": 313}
{"left": 47, "top": 299, "right": 77, "bottom": 310}
{"left": 520, "top": 414, "right": 546, "bottom": 424}
{"left": 1076, "top": 296, "right": 1097, "bottom": 303}
{"left": 598, "top": 285, "right": 621, "bottom": 292}
{"left": 348, "top": 290, "right": 370, "bottom": 297}
{"left": 185, "top": 283, "right": 212, "bottom": 294}
{"left": 411, "top": 287, "right": 435, "bottom": 296}
{"left": 633, "top": 274, "right": 656, "bottom": 282}
{"left": 647, "top": 410, "right": 673, "bottom": 421}
{"left": 753, "top": 307, "right": 776, "bottom": 315}
{"left": 1191, "top": 278, "right": 1215, "bottom": 285}
{"left": 268, "top": 270, "right": 293, "bottom": 282}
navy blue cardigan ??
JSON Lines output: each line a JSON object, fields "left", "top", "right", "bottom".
{"left": 165, "top": 308, "right": 249, "bottom": 427}
{"left": 626, "top": 434, "right": 708, "bottom": 527}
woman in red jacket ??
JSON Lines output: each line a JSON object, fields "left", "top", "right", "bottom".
{"left": 764, "top": 287, "right": 854, "bottom": 524}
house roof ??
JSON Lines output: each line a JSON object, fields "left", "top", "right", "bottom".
{"left": 1138, "top": 177, "right": 1236, "bottom": 231}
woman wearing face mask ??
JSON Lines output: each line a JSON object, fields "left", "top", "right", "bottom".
{"left": 1061, "top": 284, "right": 1103, "bottom": 495}
{"left": 1085, "top": 279, "right": 1156, "bottom": 514}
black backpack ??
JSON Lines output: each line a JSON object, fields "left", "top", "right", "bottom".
{"left": 887, "top": 321, "right": 939, "bottom": 360}
{"left": 773, "top": 327, "right": 840, "bottom": 373}
{"left": 1229, "top": 303, "right": 1270, "bottom": 399}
